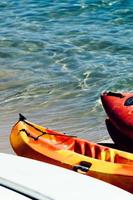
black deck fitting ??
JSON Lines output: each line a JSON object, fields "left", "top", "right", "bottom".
{"left": 19, "top": 113, "right": 27, "bottom": 121}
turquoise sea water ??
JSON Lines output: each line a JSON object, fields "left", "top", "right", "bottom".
{"left": 0, "top": 0, "right": 133, "bottom": 153}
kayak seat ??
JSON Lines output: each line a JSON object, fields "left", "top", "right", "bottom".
{"left": 73, "top": 140, "right": 110, "bottom": 161}
{"left": 114, "top": 154, "right": 133, "bottom": 164}
{"left": 72, "top": 140, "right": 130, "bottom": 163}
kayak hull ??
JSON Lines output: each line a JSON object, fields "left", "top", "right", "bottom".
{"left": 10, "top": 115, "right": 133, "bottom": 193}
{"left": 105, "top": 119, "right": 133, "bottom": 153}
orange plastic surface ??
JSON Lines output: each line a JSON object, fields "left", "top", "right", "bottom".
{"left": 10, "top": 117, "right": 133, "bottom": 193}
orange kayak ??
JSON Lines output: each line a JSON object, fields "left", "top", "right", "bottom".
{"left": 101, "top": 91, "right": 133, "bottom": 140}
{"left": 10, "top": 114, "right": 133, "bottom": 193}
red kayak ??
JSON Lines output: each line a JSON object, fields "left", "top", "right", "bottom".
{"left": 101, "top": 91, "right": 133, "bottom": 140}
{"left": 105, "top": 119, "right": 133, "bottom": 153}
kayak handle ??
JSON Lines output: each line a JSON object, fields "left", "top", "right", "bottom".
{"left": 73, "top": 161, "right": 92, "bottom": 173}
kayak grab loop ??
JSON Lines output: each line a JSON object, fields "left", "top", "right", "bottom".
{"left": 124, "top": 97, "right": 133, "bottom": 106}
{"left": 103, "top": 91, "right": 124, "bottom": 98}
{"left": 19, "top": 124, "right": 76, "bottom": 140}
{"left": 19, "top": 129, "right": 47, "bottom": 141}
{"left": 18, "top": 115, "right": 76, "bottom": 138}
{"left": 73, "top": 161, "right": 92, "bottom": 173}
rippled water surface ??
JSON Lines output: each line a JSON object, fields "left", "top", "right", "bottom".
{"left": 0, "top": 0, "right": 133, "bottom": 153}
